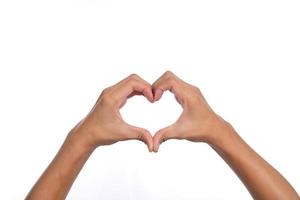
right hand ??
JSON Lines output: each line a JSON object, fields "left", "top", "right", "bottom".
{"left": 152, "top": 71, "right": 231, "bottom": 152}
{"left": 71, "top": 74, "right": 154, "bottom": 152}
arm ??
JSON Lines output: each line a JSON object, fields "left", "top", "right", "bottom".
{"left": 211, "top": 126, "right": 299, "bottom": 200}
{"left": 25, "top": 74, "right": 154, "bottom": 200}
{"left": 152, "top": 71, "right": 299, "bottom": 200}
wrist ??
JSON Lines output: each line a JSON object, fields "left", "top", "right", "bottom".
{"left": 206, "top": 119, "right": 237, "bottom": 148}
{"left": 70, "top": 116, "right": 107, "bottom": 151}
{"left": 67, "top": 128, "right": 97, "bottom": 153}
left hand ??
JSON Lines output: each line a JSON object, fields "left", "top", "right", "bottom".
{"left": 152, "top": 71, "right": 229, "bottom": 152}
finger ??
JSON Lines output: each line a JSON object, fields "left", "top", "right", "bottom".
{"left": 113, "top": 74, "right": 154, "bottom": 106}
{"left": 119, "top": 99, "right": 127, "bottom": 109}
{"left": 127, "top": 91, "right": 143, "bottom": 99}
{"left": 119, "top": 80, "right": 153, "bottom": 104}
{"left": 119, "top": 91, "right": 142, "bottom": 108}
{"left": 125, "top": 124, "right": 154, "bottom": 152}
{"left": 153, "top": 125, "right": 176, "bottom": 152}
{"left": 153, "top": 88, "right": 163, "bottom": 102}
{"left": 125, "top": 74, "right": 154, "bottom": 102}
{"left": 152, "top": 72, "right": 170, "bottom": 101}
{"left": 152, "top": 71, "right": 184, "bottom": 104}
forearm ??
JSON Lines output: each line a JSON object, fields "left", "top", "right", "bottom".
{"left": 25, "top": 129, "right": 94, "bottom": 200}
{"left": 25, "top": 74, "right": 154, "bottom": 200}
{"left": 209, "top": 124, "right": 299, "bottom": 200}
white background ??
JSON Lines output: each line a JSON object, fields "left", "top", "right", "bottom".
{"left": 0, "top": 0, "right": 299, "bottom": 199}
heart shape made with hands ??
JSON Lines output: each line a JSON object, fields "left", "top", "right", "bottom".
{"left": 99, "top": 71, "right": 206, "bottom": 152}
{"left": 106, "top": 72, "right": 189, "bottom": 152}
{"left": 120, "top": 91, "right": 182, "bottom": 136}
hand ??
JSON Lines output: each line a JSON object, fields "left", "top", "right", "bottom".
{"left": 152, "top": 71, "right": 230, "bottom": 152}
{"left": 72, "top": 74, "right": 154, "bottom": 152}
{"left": 26, "top": 71, "right": 299, "bottom": 200}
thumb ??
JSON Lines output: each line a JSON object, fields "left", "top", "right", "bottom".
{"left": 153, "top": 125, "right": 176, "bottom": 152}
{"left": 125, "top": 124, "right": 154, "bottom": 152}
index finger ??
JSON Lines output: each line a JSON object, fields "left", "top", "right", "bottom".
{"left": 113, "top": 74, "right": 154, "bottom": 106}
{"left": 152, "top": 71, "right": 184, "bottom": 104}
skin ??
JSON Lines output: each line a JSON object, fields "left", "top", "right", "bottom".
{"left": 152, "top": 71, "right": 299, "bottom": 200}
{"left": 26, "top": 71, "right": 299, "bottom": 200}
{"left": 25, "top": 74, "right": 154, "bottom": 200}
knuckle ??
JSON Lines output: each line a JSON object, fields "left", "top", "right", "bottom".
{"left": 128, "top": 78, "right": 138, "bottom": 85}
{"left": 100, "top": 89, "right": 109, "bottom": 101}
{"left": 101, "top": 92, "right": 115, "bottom": 105}
{"left": 138, "top": 133, "right": 143, "bottom": 141}
{"left": 129, "top": 73, "right": 139, "bottom": 80}
{"left": 161, "top": 138, "right": 166, "bottom": 143}
{"left": 164, "top": 70, "right": 173, "bottom": 78}
{"left": 193, "top": 86, "right": 201, "bottom": 93}
{"left": 167, "top": 77, "right": 177, "bottom": 85}
{"left": 160, "top": 132, "right": 168, "bottom": 143}
{"left": 160, "top": 134, "right": 165, "bottom": 143}
{"left": 101, "top": 88, "right": 109, "bottom": 96}
{"left": 101, "top": 94, "right": 110, "bottom": 104}
{"left": 137, "top": 130, "right": 146, "bottom": 142}
{"left": 163, "top": 73, "right": 178, "bottom": 85}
